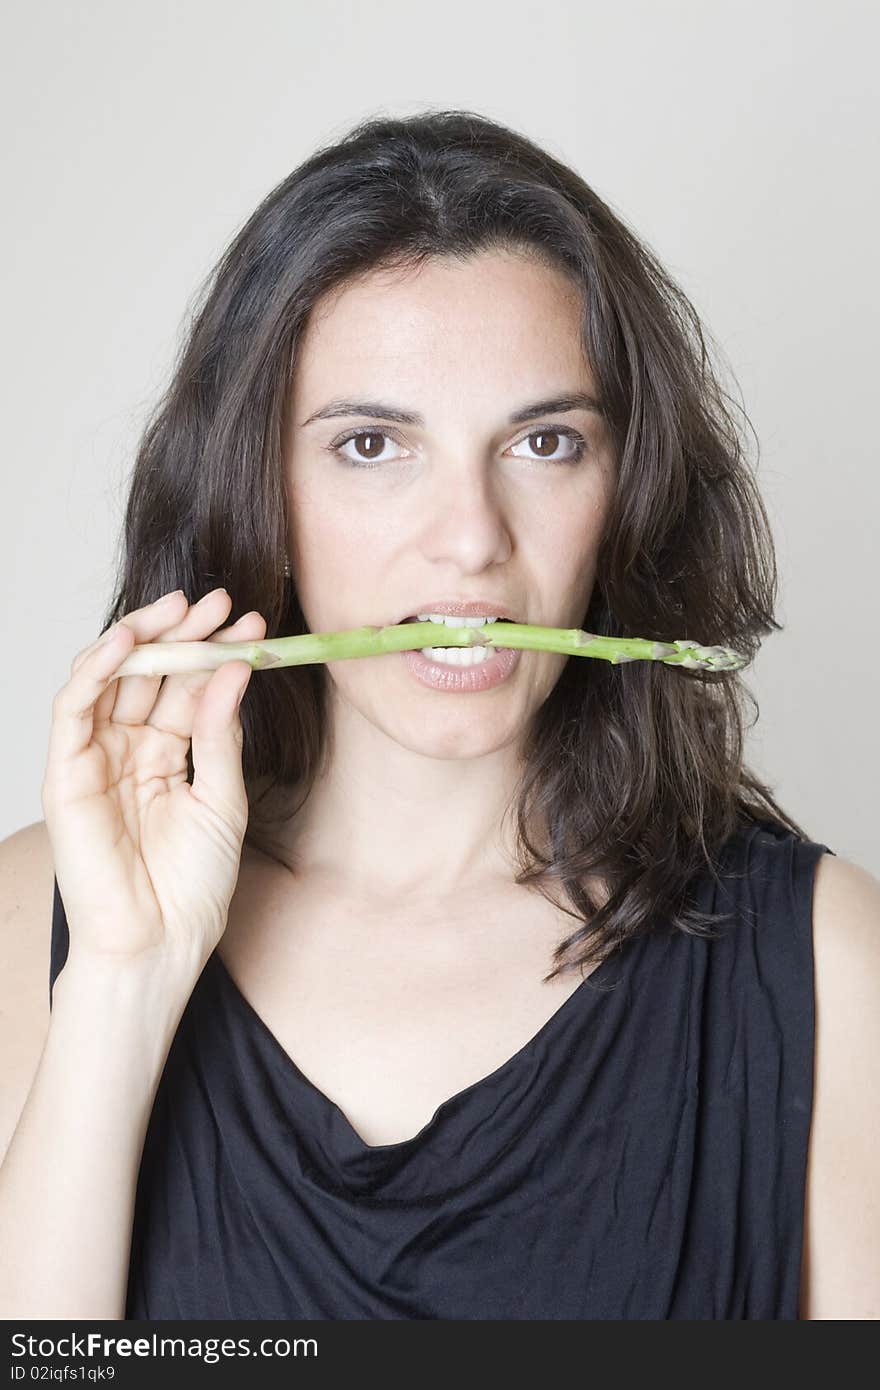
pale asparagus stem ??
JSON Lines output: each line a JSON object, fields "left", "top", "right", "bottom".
{"left": 114, "top": 622, "right": 749, "bottom": 678}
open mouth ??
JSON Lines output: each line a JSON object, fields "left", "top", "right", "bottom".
{"left": 401, "top": 616, "right": 515, "bottom": 624}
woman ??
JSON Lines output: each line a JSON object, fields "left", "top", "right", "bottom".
{"left": 1, "top": 109, "right": 877, "bottom": 1320}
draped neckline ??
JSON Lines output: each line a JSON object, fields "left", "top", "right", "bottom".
{"left": 207, "top": 936, "right": 634, "bottom": 1155}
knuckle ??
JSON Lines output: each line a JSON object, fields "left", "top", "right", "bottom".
{"left": 52, "top": 679, "right": 74, "bottom": 707}
{"left": 72, "top": 640, "right": 101, "bottom": 674}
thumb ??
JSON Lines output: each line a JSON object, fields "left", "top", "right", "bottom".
{"left": 189, "top": 661, "right": 252, "bottom": 820}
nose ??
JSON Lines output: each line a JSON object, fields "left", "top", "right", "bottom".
{"left": 417, "top": 462, "right": 513, "bottom": 568}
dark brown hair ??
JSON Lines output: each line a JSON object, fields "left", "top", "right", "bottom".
{"left": 104, "top": 108, "right": 811, "bottom": 985}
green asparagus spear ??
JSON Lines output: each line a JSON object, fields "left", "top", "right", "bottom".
{"left": 114, "top": 620, "right": 748, "bottom": 678}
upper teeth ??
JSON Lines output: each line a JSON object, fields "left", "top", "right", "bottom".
{"left": 416, "top": 613, "right": 498, "bottom": 626}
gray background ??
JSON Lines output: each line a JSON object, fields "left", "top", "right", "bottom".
{"left": 1, "top": 0, "right": 876, "bottom": 872}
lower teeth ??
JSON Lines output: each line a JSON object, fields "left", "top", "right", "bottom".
{"left": 419, "top": 646, "right": 497, "bottom": 666}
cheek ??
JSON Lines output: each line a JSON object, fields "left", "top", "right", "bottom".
{"left": 289, "top": 494, "right": 367, "bottom": 618}
{"left": 292, "top": 468, "right": 390, "bottom": 554}
{"left": 557, "top": 507, "right": 606, "bottom": 585}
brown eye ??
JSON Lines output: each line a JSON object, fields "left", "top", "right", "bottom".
{"left": 353, "top": 432, "right": 385, "bottom": 459}
{"left": 532, "top": 432, "right": 560, "bottom": 456}
{"left": 509, "top": 428, "right": 587, "bottom": 465}
{"left": 330, "top": 429, "right": 407, "bottom": 469}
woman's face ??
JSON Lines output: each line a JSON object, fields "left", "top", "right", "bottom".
{"left": 283, "top": 248, "right": 617, "bottom": 761}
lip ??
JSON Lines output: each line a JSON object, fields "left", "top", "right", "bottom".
{"left": 395, "top": 599, "right": 522, "bottom": 624}
{"left": 402, "top": 644, "right": 522, "bottom": 692}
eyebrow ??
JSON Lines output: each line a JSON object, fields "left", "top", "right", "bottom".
{"left": 299, "top": 391, "right": 606, "bottom": 428}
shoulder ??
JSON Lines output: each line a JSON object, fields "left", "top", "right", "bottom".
{"left": 0, "top": 819, "right": 55, "bottom": 969}
{"left": 0, "top": 819, "right": 55, "bottom": 1164}
{"left": 800, "top": 850, "right": 880, "bottom": 1319}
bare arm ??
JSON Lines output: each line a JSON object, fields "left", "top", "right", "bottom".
{"left": 0, "top": 590, "right": 267, "bottom": 1318}
{"left": 799, "top": 852, "right": 880, "bottom": 1319}
{"left": 0, "top": 945, "right": 193, "bottom": 1319}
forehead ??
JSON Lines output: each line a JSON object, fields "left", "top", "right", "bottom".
{"left": 292, "top": 250, "right": 594, "bottom": 407}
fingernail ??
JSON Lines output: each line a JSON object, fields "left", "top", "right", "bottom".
{"left": 100, "top": 623, "right": 119, "bottom": 644}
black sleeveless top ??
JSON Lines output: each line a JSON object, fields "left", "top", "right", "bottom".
{"left": 48, "top": 817, "right": 834, "bottom": 1320}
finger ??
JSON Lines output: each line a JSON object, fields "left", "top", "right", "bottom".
{"left": 89, "top": 589, "right": 193, "bottom": 726}
{"left": 146, "top": 610, "right": 267, "bottom": 738}
{"left": 45, "top": 620, "right": 137, "bottom": 772}
{"left": 71, "top": 589, "right": 187, "bottom": 677}
{"left": 108, "top": 588, "right": 235, "bottom": 727}
{"left": 189, "top": 656, "right": 255, "bottom": 824}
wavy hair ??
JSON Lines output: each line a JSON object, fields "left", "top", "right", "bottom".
{"left": 104, "top": 108, "right": 810, "bottom": 985}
